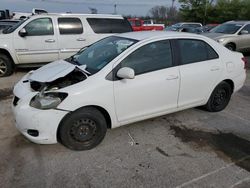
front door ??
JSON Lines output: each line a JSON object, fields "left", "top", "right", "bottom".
{"left": 238, "top": 24, "right": 250, "bottom": 51}
{"left": 14, "top": 17, "right": 58, "bottom": 64}
{"left": 114, "top": 40, "right": 180, "bottom": 123}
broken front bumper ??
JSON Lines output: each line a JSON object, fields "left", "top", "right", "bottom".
{"left": 12, "top": 74, "right": 68, "bottom": 144}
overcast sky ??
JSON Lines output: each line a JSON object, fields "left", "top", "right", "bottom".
{"left": 1, "top": 0, "right": 180, "bottom": 16}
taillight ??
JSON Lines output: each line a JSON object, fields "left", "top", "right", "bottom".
{"left": 242, "top": 57, "right": 248, "bottom": 69}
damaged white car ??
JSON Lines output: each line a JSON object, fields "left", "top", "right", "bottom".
{"left": 12, "top": 32, "right": 246, "bottom": 150}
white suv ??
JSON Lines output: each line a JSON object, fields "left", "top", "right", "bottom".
{"left": 0, "top": 13, "right": 132, "bottom": 77}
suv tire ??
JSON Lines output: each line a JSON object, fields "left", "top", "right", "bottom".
{"left": 0, "top": 53, "right": 14, "bottom": 77}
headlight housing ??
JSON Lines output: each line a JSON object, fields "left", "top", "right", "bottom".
{"left": 30, "top": 92, "right": 68, "bottom": 110}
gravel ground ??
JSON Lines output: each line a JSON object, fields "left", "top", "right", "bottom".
{"left": 0, "top": 67, "right": 249, "bottom": 188}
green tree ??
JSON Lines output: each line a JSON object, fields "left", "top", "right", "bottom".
{"left": 178, "top": 0, "right": 212, "bottom": 24}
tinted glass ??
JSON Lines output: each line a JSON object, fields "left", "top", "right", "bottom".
{"left": 87, "top": 18, "right": 132, "bottom": 33}
{"left": 2, "top": 18, "right": 27, "bottom": 34}
{"left": 24, "top": 18, "right": 53, "bottom": 36}
{"left": 183, "top": 24, "right": 201, "bottom": 28}
{"left": 211, "top": 23, "right": 242, "bottom": 34}
{"left": 241, "top": 24, "right": 250, "bottom": 33}
{"left": 120, "top": 40, "right": 173, "bottom": 75}
{"left": 178, "top": 39, "right": 218, "bottom": 65}
{"left": 58, "top": 18, "right": 83, "bottom": 35}
{"left": 68, "top": 36, "right": 137, "bottom": 74}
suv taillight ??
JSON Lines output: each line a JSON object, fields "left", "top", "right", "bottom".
{"left": 242, "top": 57, "right": 248, "bottom": 69}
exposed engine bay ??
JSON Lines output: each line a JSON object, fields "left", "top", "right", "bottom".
{"left": 29, "top": 68, "right": 88, "bottom": 92}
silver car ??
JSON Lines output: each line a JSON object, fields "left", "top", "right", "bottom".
{"left": 204, "top": 21, "right": 250, "bottom": 52}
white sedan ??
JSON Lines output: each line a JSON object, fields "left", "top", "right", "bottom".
{"left": 12, "top": 31, "right": 247, "bottom": 150}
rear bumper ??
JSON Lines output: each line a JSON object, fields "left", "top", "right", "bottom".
{"left": 233, "top": 71, "right": 246, "bottom": 93}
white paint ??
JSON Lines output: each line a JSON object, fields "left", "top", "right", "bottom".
{"left": 13, "top": 31, "right": 247, "bottom": 145}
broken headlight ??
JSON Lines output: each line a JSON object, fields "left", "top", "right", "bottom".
{"left": 30, "top": 92, "right": 68, "bottom": 110}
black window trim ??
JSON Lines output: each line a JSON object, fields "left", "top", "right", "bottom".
{"left": 106, "top": 39, "right": 177, "bottom": 81}
{"left": 173, "top": 38, "right": 219, "bottom": 66}
{"left": 24, "top": 17, "right": 54, "bottom": 36}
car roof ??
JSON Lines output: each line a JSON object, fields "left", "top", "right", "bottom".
{"left": 31, "top": 13, "right": 124, "bottom": 19}
{"left": 179, "top": 22, "right": 202, "bottom": 25}
{"left": 117, "top": 31, "right": 204, "bottom": 41}
{"left": 0, "top": 20, "right": 19, "bottom": 22}
{"left": 226, "top": 20, "right": 250, "bottom": 25}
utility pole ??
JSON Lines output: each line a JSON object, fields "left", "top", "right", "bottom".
{"left": 114, "top": 4, "right": 117, "bottom": 15}
{"left": 203, "top": 0, "right": 208, "bottom": 25}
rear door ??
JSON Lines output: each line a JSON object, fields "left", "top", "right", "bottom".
{"left": 176, "top": 39, "right": 222, "bottom": 108}
{"left": 57, "top": 17, "right": 87, "bottom": 59}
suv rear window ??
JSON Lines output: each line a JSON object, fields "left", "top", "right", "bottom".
{"left": 87, "top": 18, "right": 132, "bottom": 33}
{"left": 58, "top": 18, "right": 83, "bottom": 35}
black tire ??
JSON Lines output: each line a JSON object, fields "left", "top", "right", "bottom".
{"left": 0, "top": 53, "right": 14, "bottom": 77}
{"left": 58, "top": 107, "right": 107, "bottom": 151}
{"left": 205, "top": 81, "right": 232, "bottom": 112}
{"left": 225, "top": 43, "right": 236, "bottom": 51}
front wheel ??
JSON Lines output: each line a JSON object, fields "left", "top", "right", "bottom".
{"left": 59, "top": 107, "right": 107, "bottom": 150}
{"left": 0, "top": 54, "right": 14, "bottom": 77}
{"left": 205, "top": 82, "right": 232, "bottom": 112}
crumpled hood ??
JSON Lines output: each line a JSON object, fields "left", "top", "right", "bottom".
{"left": 29, "top": 59, "right": 88, "bottom": 82}
{"left": 202, "top": 32, "right": 234, "bottom": 40}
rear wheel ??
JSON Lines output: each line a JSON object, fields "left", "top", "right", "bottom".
{"left": 59, "top": 107, "right": 107, "bottom": 151}
{"left": 205, "top": 82, "right": 232, "bottom": 112}
{"left": 0, "top": 53, "right": 14, "bottom": 77}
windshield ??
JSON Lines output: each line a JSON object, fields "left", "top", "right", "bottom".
{"left": 210, "top": 23, "right": 242, "bottom": 34}
{"left": 67, "top": 36, "right": 138, "bottom": 74}
{"left": 2, "top": 18, "right": 28, "bottom": 34}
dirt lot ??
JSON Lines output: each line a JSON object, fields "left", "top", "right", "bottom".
{"left": 0, "top": 68, "right": 250, "bottom": 188}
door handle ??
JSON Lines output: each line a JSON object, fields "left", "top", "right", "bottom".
{"left": 77, "top": 38, "right": 86, "bottom": 41}
{"left": 166, "top": 75, "right": 179, "bottom": 80}
{"left": 210, "top": 66, "right": 220, "bottom": 71}
{"left": 45, "top": 39, "right": 55, "bottom": 43}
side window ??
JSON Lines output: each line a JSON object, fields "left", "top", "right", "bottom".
{"left": 241, "top": 24, "right": 250, "bottom": 33}
{"left": 58, "top": 18, "right": 83, "bottom": 35}
{"left": 178, "top": 39, "right": 218, "bottom": 65}
{"left": 24, "top": 18, "right": 53, "bottom": 36}
{"left": 87, "top": 18, "right": 132, "bottom": 33}
{"left": 120, "top": 40, "right": 173, "bottom": 75}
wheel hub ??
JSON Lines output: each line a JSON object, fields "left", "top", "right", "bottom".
{"left": 70, "top": 119, "right": 97, "bottom": 142}
{"left": 214, "top": 89, "right": 227, "bottom": 106}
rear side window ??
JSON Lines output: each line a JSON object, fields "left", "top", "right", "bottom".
{"left": 177, "top": 39, "right": 218, "bottom": 65}
{"left": 120, "top": 40, "right": 173, "bottom": 75}
{"left": 87, "top": 18, "right": 132, "bottom": 33}
{"left": 58, "top": 18, "right": 83, "bottom": 35}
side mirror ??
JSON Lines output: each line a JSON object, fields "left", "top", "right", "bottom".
{"left": 19, "top": 28, "right": 27, "bottom": 37}
{"left": 240, "top": 30, "right": 248, "bottom": 35}
{"left": 117, "top": 67, "right": 135, "bottom": 79}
